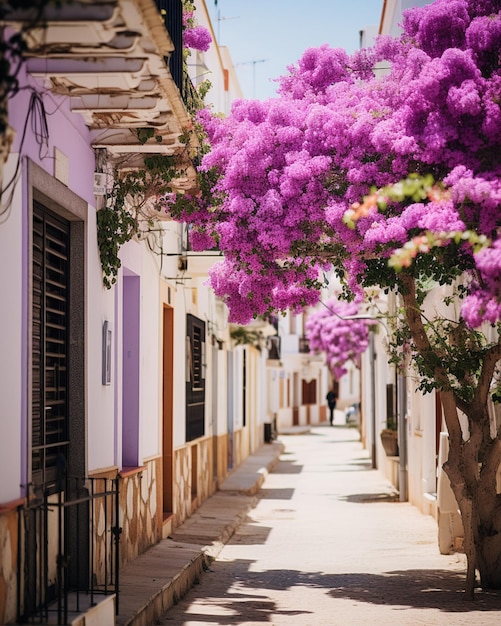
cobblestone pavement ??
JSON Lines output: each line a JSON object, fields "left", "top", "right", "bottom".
{"left": 159, "top": 425, "right": 501, "bottom": 625}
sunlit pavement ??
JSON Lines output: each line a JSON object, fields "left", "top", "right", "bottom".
{"left": 157, "top": 424, "right": 501, "bottom": 626}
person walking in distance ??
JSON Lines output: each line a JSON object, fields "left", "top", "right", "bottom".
{"left": 326, "top": 382, "right": 338, "bottom": 426}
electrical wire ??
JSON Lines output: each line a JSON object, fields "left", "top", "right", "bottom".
{"left": 0, "top": 89, "right": 49, "bottom": 222}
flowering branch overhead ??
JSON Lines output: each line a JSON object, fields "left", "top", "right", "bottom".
{"left": 167, "top": 0, "right": 501, "bottom": 330}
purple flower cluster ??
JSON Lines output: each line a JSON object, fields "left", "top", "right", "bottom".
{"left": 182, "top": 2, "right": 212, "bottom": 52}
{"left": 183, "top": 25, "right": 212, "bottom": 52}
{"left": 173, "top": 0, "right": 501, "bottom": 328}
{"left": 305, "top": 300, "right": 370, "bottom": 379}
{"left": 463, "top": 239, "right": 501, "bottom": 326}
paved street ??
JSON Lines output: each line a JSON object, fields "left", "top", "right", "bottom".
{"left": 159, "top": 424, "right": 501, "bottom": 625}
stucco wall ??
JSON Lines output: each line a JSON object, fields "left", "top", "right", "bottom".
{"left": 0, "top": 505, "right": 19, "bottom": 625}
{"left": 0, "top": 157, "right": 23, "bottom": 503}
{"left": 173, "top": 446, "right": 191, "bottom": 526}
{"left": 118, "top": 457, "right": 162, "bottom": 565}
{"left": 215, "top": 433, "right": 229, "bottom": 486}
{"left": 172, "top": 436, "right": 216, "bottom": 528}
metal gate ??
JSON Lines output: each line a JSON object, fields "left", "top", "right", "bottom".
{"left": 17, "top": 476, "right": 120, "bottom": 625}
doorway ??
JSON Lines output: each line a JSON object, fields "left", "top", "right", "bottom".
{"left": 162, "top": 305, "right": 174, "bottom": 517}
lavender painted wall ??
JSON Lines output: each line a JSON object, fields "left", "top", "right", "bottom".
{"left": 9, "top": 66, "right": 96, "bottom": 206}
{"left": 122, "top": 273, "right": 140, "bottom": 467}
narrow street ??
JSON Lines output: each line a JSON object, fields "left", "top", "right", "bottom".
{"left": 159, "top": 424, "right": 501, "bottom": 626}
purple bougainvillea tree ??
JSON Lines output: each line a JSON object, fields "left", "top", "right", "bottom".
{"left": 305, "top": 299, "right": 370, "bottom": 380}
{"left": 168, "top": 0, "right": 501, "bottom": 596}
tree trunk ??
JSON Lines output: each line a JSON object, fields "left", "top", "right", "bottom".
{"left": 473, "top": 431, "right": 501, "bottom": 589}
{"left": 439, "top": 391, "right": 478, "bottom": 599}
{"left": 400, "top": 273, "right": 501, "bottom": 597}
{"left": 475, "top": 508, "right": 501, "bottom": 589}
{"left": 442, "top": 396, "right": 501, "bottom": 595}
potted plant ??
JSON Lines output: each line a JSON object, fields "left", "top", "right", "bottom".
{"left": 380, "top": 417, "right": 399, "bottom": 456}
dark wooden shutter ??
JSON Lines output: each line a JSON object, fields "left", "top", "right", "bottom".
{"left": 186, "top": 314, "right": 205, "bottom": 441}
{"left": 32, "top": 203, "right": 70, "bottom": 493}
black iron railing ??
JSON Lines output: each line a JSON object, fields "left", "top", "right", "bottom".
{"left": 17, "top": 477, "right": 120, "bottom": 625}
{"left": 156, "top": 0, "right": 182, "bottom": 88}
{"left": 155, "top": 0, "right": 203, "bottom": 113}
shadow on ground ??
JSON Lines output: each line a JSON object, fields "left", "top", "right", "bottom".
{"left": 259, "top": 487, "right": 295, "bottom": 500}
{"left": 161, "top": 561, "right": 501, "bottom": 624}
{"left": 161, "top": 597, "right": 313, "bottom": 624}
{"left": 209, "top": 561, "right": 501, "bottom": 613}
{"left": 271, "top": 462, "right": 303, "bottom": 474}
{"left": 340, "top": 491, "right": 400, "bottom": 503}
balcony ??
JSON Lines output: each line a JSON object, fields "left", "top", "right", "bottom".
{"left": 2, "top": 0, "right": 199, "bottom": 194}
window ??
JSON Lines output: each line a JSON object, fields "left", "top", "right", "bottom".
{"left": 186, "top": 314, "right": 205, "bottom": 441}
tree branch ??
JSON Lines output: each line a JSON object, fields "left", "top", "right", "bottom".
{"left": 399, "top": 273, "right": 465, "bottom": 450}
{"left": 474, "top": 341, "right": 501, "bottom": 411}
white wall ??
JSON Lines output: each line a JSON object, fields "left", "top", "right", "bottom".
{"left": 381, "top": 0, "right": 433, "bottom": 36}
{"left": 216, "top": 348, "right": 228, "bottom": 435}
{"left": 192, "top": 0, "right": 243, "bottom": 115}
{"left": 0, "top": 157, "right": 24, "bottom": 501}
{"left": 85, "top": 234, "right": 116, "bottom": 472}
{"left": 173, "top": 284, "right": 188, "bottom": 448}
{"left": 232, "top": 346, "right": 245, "bottom": 430}
{"left": 139, "top": 245, "right": 163, "bottom": 462}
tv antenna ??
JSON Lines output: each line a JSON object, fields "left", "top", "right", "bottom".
{"left": 217, "top": 10, "right": 239, "bottom": 41}
{"left": 236, "top": 58, "right": 268, "bottom": 98}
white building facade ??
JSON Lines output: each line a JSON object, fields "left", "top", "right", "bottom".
{"left": 0, "top": 1, "right": 268, "bottom": 623}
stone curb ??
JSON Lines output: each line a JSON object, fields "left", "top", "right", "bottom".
{"left": 117, "top": 441, "right": 284, "bottom": 626}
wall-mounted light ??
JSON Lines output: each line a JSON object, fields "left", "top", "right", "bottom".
{"left": 102, "top": 320, "right": 112, "bottom": 385}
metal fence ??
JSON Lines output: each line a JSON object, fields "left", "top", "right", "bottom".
{"left": 17, "top": 477, "right": 120, "bottom": 625}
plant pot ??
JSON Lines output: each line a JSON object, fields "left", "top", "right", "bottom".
{"left": 380, "top": 429, "right": 399, "bottom": 456}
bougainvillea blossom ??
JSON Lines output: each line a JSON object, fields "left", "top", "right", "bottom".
{"left": 182, "top": 0, "right": 212, "bottom": 52}
{"left": 183, "top": 26, "right": 211, "bottom": 52}
{"left": 305, "top": 300, "right": 371, "bottom": 379}
{"left": 168, "top": 0, "right": 501, "bottom": 331}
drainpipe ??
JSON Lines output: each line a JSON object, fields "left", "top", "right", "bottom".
{"left": 397, "top": 372, "right": 408, "bottom": 501}
{"left": 369, "top": 330, "right": 377, "bottom": 469}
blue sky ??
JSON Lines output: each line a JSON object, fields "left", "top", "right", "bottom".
{"left": 207, "top": 1, "right": 384, "bottom": 100}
